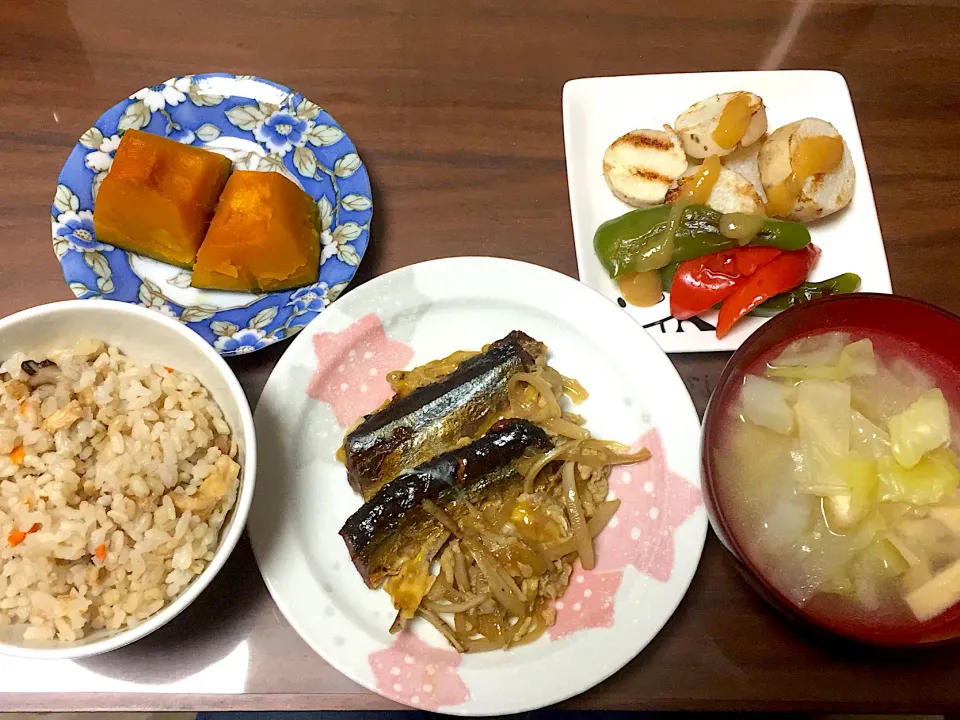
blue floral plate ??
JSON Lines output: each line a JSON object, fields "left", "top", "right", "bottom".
{"left": 51, "top": 73, "right": 373, "bottom": 356}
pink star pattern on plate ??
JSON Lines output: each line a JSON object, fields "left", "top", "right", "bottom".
{"left": 593, "top": 428, "right": 702, "bottom": 581}
{"left": 548, "top": 566, "right": 624, "bottom": 640}
{"left": 548, "top": 429, "right": 700, "bottom": 640}
{"left": 368, "top": 632, "right": 470, "bottom": 710}
{"left": 306, "top": 313, "right": 415, "bottom": 428}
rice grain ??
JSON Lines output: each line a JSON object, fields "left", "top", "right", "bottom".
{"left": 0, "top": 341, "right": 240, "bottom": 642}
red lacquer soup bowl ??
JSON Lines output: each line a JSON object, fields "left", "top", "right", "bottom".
{"left": 702, "top": 293, "right": 960, "bottom": 646}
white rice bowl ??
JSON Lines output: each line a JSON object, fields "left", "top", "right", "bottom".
{"left": 0, "top": 300, "right": 255, "bottom": 658}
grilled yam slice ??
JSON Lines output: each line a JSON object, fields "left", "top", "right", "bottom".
{"left": 602, "top": 127, "right": 687, "bottom": 207}
{"left": 665, "top": 165, "right": 765, "bottom": 215}
{"left": 758, "top": 118, "right": 855, "bottom": 221}
{"left": 675, "top": 92, "right": 767, "bottom": 159}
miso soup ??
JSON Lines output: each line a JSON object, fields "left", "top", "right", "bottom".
{"left": 714, "top": 331, "right": 960, "bottom": 632}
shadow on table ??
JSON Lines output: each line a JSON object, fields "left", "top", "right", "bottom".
{"left": 75, "top": 534, "right": 262, "bottom": 686}
{"left": 707, "top": 546, "right": 960, "bottom": 667}
{"left": 693, "top": 540, "right": 960, "bottom": 714}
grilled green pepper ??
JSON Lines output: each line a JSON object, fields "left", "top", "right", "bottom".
{"left": 751, "top": 273, "right": 862, "bottom": 316}
{"left": 594, "top": 204, "right": 811, "bottom": 277}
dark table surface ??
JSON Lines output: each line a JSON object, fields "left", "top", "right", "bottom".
{"left": 2, "top": 0, "right": 960, "bottom": 712}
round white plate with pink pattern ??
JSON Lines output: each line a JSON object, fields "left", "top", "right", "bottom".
{"left": 248, "top": 256, "right": 706, "bottom": 715}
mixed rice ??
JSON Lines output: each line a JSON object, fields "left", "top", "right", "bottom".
{"left": 0, "top": 339, "right": 240, "bottom": 643}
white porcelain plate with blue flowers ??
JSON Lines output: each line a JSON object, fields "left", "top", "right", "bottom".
{"left": 51, "top": 73, "right": 373, "bottom": 356}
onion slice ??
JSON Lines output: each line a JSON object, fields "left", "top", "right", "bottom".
{"left": 561, "top": 460, "right": 594, "bottom": 570}
{"left": 423, "top": 500, "right": 462, "bottom": 537}
{"left": 417, "top": 607, "right": 465, "bottom": 652}
{"left": 561, "top": 374, "right": 590, "bottom": 404}
{"left": 542, "top": 417, "right": 592, "bottom": 440}
{"left": 423, "top": 593, "right": 489, "bottom": 614}
{"left": 605, "top": 448, "right": 652, "bottom": 465}
{"left": 544, "top": 499, "right": 621, "bottom": 560}
{"left": 453, "top": 544, "right": 471, "bottom": 593}
{"left": 428, "top": 574, "right": 466, "bottom": 602}
{"left": 462, "top": 537, "right": 527, "bottom": 616}
{"left": 464, "top": 636, "right": 504, "bottom": 653}
{"left": 509, "top": 372, "right": 562, "bottom": 421}
{"left": 512, "top": 614, "right": 549, "bottom": 647}
{"left": 523, "top": 440, "right": 580, "bottom": 493}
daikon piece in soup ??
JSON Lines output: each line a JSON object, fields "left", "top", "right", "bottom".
{"left": 714, "top": 331, "right": 960, "bottom": 632}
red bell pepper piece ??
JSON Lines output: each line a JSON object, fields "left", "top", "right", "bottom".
{"left": 716, "top": 244, "right": 821, "bottom": 338}
{"left": 670, "top": 247, "right": 783, "bottom": 320}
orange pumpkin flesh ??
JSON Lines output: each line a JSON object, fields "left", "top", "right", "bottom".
{"left": 93, "top": 130, "right": 232, "bottom": 268}
{"left": 191, "top": 170, "right": 320, "bottom": 292}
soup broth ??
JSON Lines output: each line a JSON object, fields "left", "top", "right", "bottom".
{"left": 715, "top": 331, "right": 960, "bottom": 634}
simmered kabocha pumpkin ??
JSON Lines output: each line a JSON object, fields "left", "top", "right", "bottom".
{"left": 191, "top": 170, "right": 320, "bottom": 292}
{"left": 93, "top": 130, "right": 232, "bottom": 267}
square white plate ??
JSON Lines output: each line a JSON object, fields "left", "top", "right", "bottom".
{"left": 563, "top": 70, "right": 892, "bottom": 353}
